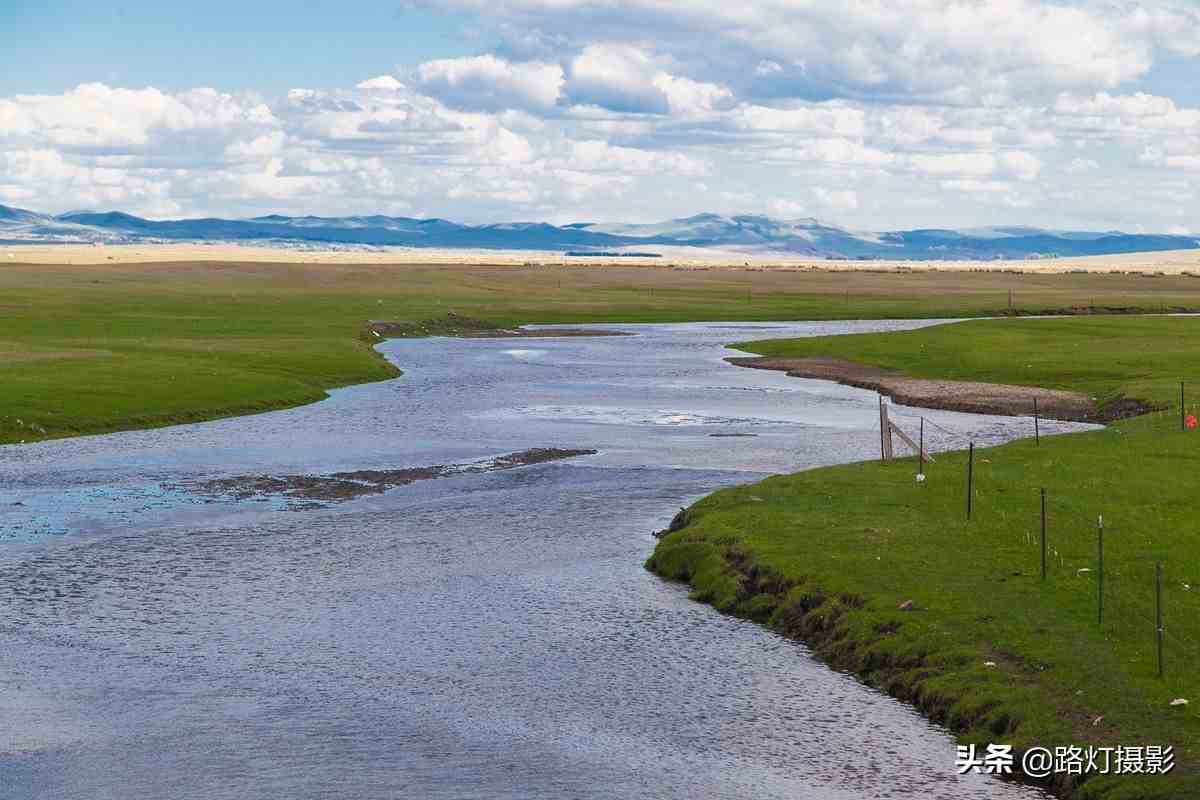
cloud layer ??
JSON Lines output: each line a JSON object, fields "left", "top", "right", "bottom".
{"left": 2, "top": 1, "right": 1199, "bottom": 231}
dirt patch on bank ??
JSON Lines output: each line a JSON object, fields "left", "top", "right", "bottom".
{"left": 180, "top": 447, "right": 597, "bottom": 505}
{"left": 726, "top": 355, "right": 1101, "bottom": 421}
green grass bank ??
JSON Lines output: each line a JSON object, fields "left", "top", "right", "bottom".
{"left": 649, "top": 316, "right": 1200, "bottom": 798}
{"left": 7, "top": 259, "right": 1200, "bottom": 444}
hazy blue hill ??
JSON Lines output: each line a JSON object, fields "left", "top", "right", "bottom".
{"left": 0, "top": 204, "right": 46, "bottom": 223}
{"left": 880, "top": 229, "right": 1200, "bottom": 259}
{"left": 58, "top": 211, "right": 155, "bottom": 229}
{"left": 0, "top": 204, "right": 1196, "bottom": 259}
{"left": 0, "top": 204, "right": 125, "bottom": 243}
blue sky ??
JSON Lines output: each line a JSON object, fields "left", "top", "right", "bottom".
{"left": 0, "top": 2, "right": 484, "bottom": 94}
{"left": 3, "top": 1, "right": 1200, "bottom": 232}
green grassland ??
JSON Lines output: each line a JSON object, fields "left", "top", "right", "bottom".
{"left": 649, "top": 316, "right": 1200, "bottom": 798}
{"left": 6, "top": 259, "right": 1200, "bottom": 443}
{"left": 9, "top": 259, "right": 1200, "bottom": 795}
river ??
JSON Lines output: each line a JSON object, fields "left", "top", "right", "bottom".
{"left": 0, "top": 321, "right": 1083, "bottom": 799}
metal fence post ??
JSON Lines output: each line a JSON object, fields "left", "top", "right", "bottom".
{"left": 1040, "top": 489, "right": 1047, "bottom": 581}
{"left": 1097, "top": 515, "right": 1104, "bottom": 624}
{"left": 967, "top": 442, "right": 974, "bottom": 520}
{"left": 919, "top": 418, "right": 924, "bottom": 475}
{"left": 1033, "top": 397, "right": 1040, "bottom": 446}
{"left": 1156, "top": 563, "right": 1165, "bottom": 678}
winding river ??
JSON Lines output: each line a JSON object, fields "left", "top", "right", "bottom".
{"left": 0, "top": 321, "right": 1087, "bottom": 799}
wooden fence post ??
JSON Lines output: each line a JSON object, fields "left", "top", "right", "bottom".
{"left": 879, "top": 399, "right": 895, "bottom": 461}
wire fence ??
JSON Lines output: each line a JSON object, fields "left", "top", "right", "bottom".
{"left": 872, "top": 395, "right": 1200, "bottom": 687}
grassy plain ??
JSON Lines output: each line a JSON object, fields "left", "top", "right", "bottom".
{"left": 651, "top": 316, "right": 1200, "bottom": 798}
{"left": 7, "top": 259, "right": 1200, "bottom": 443}
{"left": 9, "top": 256, "right": 1200, "bottom": 795}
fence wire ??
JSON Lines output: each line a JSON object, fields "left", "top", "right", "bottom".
{"left": 868, "top": 401, "right": 1200, "bottom": 686}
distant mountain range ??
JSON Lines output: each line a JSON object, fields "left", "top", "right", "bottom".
{"left": 2, "top": 204, "right": 1197, "bottom": 261}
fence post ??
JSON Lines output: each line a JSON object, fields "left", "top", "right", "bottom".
{"left": 1156, "top": 563, "right": 1164, "bottom": 678}
{"left": 967, "top": 442, "right": 975, "bottom": 520}
{"left": 1033, "top": 397, "right": 1040, "bottom": 446}
{"left": 919, "top": 418, "right": 925, "bottom": 475}
{"left": 1040, "top": 488, "right": 1047, "bottom": 581}
{"left": 1097, "top": 515, "right": 1104, "bottom": 624}
{"left": 879, "top": 397, "right": 887, "bottom": 462}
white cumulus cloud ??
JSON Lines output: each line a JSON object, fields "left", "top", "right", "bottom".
{"left": 6, "top": 0, "right": 1200, "bottom": 235}
{"left": 416, "top": 55, "right": 564, "bottom": 112}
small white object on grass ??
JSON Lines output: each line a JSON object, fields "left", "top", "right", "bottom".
{"left": 983, "top": 661, "right": 997, "bottom": 668}
{"left": 916, "top": 473, "right": 926, "bottom": 482}
{"left": 1170, "top": 698, "right": 1189, "bottom": 707}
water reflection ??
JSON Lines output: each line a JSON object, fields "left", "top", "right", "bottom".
{"left": 0, "top": 321, "right": 1071, "bottom": 799}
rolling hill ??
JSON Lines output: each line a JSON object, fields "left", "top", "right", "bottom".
{"left": 2, "top": 205, "right": 1196, "bottom": 260}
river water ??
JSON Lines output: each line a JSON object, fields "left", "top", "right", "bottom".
{"left": 0, "top": 321, "right": 1083, "bottom": 799}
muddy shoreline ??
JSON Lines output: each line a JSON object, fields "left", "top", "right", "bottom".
{"left": 178, "top": 448, "right": 597, "bottom": 505}
{"left": 725, "top": 355, "right": 1146, "bottom": 422}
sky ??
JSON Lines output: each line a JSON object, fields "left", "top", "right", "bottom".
{"left": 3, "top": 1, "right": 1200, "bottom": 232}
